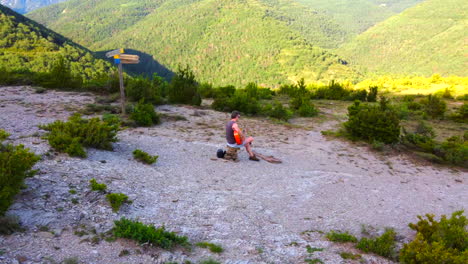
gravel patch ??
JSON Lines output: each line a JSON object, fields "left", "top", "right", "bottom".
{"left": 0, "top": 86, "right": 466, "bottom": 263}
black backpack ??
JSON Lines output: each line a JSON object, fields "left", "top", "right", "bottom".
{"left": 216, "top": 149, "right": 226, "bottom": 158}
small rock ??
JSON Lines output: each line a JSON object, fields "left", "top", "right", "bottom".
{"left": 100, "top": 160, "right": 107, "bottom": 163}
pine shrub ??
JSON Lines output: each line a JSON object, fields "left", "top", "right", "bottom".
{"left": 347, "top": 89, "right": 368, "bottom": 101}
{"left": 356, "top": 229, "right": 398, "bottom": 260}
{"left": 421, "top": 95, "right": 447, "bottom": 119}
{"left": 400, "top": 211, "right": 467, "bottom": 263}
{"left": 212, "top": 90, "right": 261, "bottom": 115}
{"left": 106, "top": 193, "right": 131, "bottom": 212}
{"left": 168, "top": 66, "right": 201, "bottom": 105}
{"left": 133, "top": 149, "right": 158, "bottom": 165}
{"left": 196, "top": 242, "right": 224, "bottom": 253}
{"left": 89, "top": 178, "right": 107, "bottom": 192}
{"left": 297, "top": 100, "right": 319, "bottom": 117}
{"left": 326, "top": 231, "right": 358, "bottom": 243}
{"left": 126, "top": 75, "right": 162, "bottom": 105}
{"left": 0, "top": 130, "right": 40, "bottom": 215}
{"left": 113, "top": 218, "right": 189, "bottom": 249}
{"left": 40, "top": 114, "right": 119, "bottom": 157}
{"left": 367, "top": 86, "right": 378, "bottom": 102}
{"left": 344, "top": 99, "right": 401, "bottom": 144}
{"left": 450, "top": 103, "right": 468, "bottom": 123}
{"left": 267, "top": 101, "right": 292, "bottom": 121}
{"left": 130, "top": 100, "right": 160, "bottom": 127}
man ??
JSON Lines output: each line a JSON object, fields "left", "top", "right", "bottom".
{"left": 225, "top": 111, "right": 260, "bottom": 161}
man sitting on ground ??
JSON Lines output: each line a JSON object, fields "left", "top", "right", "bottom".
{"left": 225, "top": 111, "right": 259, "bottom": 161}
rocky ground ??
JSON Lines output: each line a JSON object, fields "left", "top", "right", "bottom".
{"left": 0, "top": 86, "right": 466, "bottom": 264}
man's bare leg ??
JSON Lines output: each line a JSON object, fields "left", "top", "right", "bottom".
{"left": 244, "top": 137, "right": 255, "bottom": 157}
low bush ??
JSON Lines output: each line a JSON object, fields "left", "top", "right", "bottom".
{"left": 168, "top": 66, "right": 201, "bottom": 106}
{"left": 367, "top": 86, "right": 378, "bottom": 102}
{"left": 89, "top": 178, "right": 107, "bottom": 192}
{"left": 0, "top": 215, "right": 23, "bottom": 234}
{"left": 126, "top": 75, "right": 162, "bottom": 105}
{"left": 130, "top": 100, "right": 160, "bottom": 127}
{"left": 196, "top": 242, "right": 224, "bottom": 253}
{"left": 347, "top": 89, "right": 368, "bottom": 101}
{"left": 133, "top": 149, "right": 158, "bottom": 165}
{"left": 40, "top": 114, "right": 119, "bottom": 157}
{"left": 450, "top": 103, "right": 468, "bottom": 123}
{"left": 212, "top": 85, "right": 236, "bottom": 99}
{"left": 435, "top": 136, "right": 468, "bottom": 167}
{"left": 340, "top": 252, "right": 361, "bottom": 260}
{"left": 0, "top": 130, "right": 40, "bottom": 215}
{"left": 113, "top": 218, "right": 189, "bottom": 249}
{"left": 198, "top": 82, "right": 214, "bottom": 98}
{"left": 400, "top": 210, "right": 467, "bottom": 263}
{"left": 212, "top": 89, "right": 261, "bottom": 115}
{"left": 421, "top": 95, "right": 447, "bottom": 119}
{"left": 344, "top": 98, "right": 401, "bottom": 144}
{"left": 106, "top": 193, "right": 131, "bottom": 212}
{"left": 265, "top": 101, "right": 292, "bottom": 121}
{"left": 404, "top": 124, "right": 467, "bottom": 167}
{"left": 312, "top": 80, "right": 350, "bottom": 100}
{"left": 297, "top": 100, "right": 319, "bottom": 117}
{"left": 326, "top": 231, "right": 358, "bottom": 243}
{"left": 356, "top": 229, "right": 398, "bottom": 260}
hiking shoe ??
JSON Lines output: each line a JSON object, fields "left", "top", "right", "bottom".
{"left": 249, "top": 155, "right": 260, "bottom": 161}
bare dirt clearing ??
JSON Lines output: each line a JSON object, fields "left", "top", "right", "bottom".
{"left": 0, "top": 86, "right": 466, "bottom": 264}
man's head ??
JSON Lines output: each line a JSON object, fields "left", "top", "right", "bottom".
{"left": 231, "top": 111, "right": 240, "bottom": 120}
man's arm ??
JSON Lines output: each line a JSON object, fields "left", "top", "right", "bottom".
{"left": 232, "top": 123, "right": 245, "bottom": 139}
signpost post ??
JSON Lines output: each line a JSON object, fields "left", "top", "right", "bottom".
{"left": 105, "top": 49, "right": 140, "bottom": 115}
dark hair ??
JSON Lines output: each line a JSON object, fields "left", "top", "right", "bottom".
{"left": 231, "top": 111, "right": 240, "bottom": 119}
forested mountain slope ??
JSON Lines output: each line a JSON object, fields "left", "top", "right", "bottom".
{"left": 296, "top": 0, "right": 423, "bottom": 36}
{"left": 28, "top": 0, "right": 358, "bottom": 86}
{"left": 0, "top": 0, "right": 67, "bottom": 14}
{"left": 338, "top": 0, "right": 468, "bottom": 77}
{"left": 0, "top": 4, "right": 111, "bottom": 85}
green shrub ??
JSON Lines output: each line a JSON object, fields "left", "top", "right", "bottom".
{"left": 198, "top": 82, "right": 214, "bottom": 98}
{"left": 344, "top": 98, "right": 401, "bottom": 144}
{"left": 297, "top": 100, "right": 319, "bottom": 117}
{"left": 400, "top": 211, "right": 467, "bottom": 263}
{"left": 435, "top": 136, "right": 468, "bottom": 167}
{"left": 130, "top": 100, "right": 160, "bottom": 127}
{"left": 212, "top": 85, "right": 236, "bottom": 99}
{"left": 347, "top": 89, "right": 368, "bottom": 101}
{"left": 0, "top": 130, "right": 40, "bottom": 215}
{"left": 267, "top": 101, "right": 292, "bottom": 121}
{"left": 356, "top": 229, "right": 398, "bottom": 260}
{"left": 326, "top": 231, "right": 358, "bottom": 243}
{"left": 168, "top": 66, "right": 201, "bottom": 105}
{"left": 113, "top": 218, "right": 189, "bottom": 249}
{"left": 40, "top": 114, "right": 119, "bottom": 157}
{"left": 126, "top": 75, "right": 162, "bottom": 105}
{"left": 101, "top": 114, "right": 121, "bottom": 129}
{"left": 89, "top": 178, "right": 107, "bottom": 192}
{"left": 340, "top": 252, "right": 361, "bottom": 260}
{"left": 0, "top": 215, "right": 23, "bottom": 234}
{"left": 407, "top": 101, "right": 423, "bottom": 111}
{"left": 196, "top": 242, "right": 224, "bottom": 253}
{"left": 133, "top": 149, "right": 158, "bottom": 165}
{"left": 312, "top": 80, "right": 350, "bottom": 100}
{"left": 367, "top": 86, "right": 378, "bottom": 102}
{"left": 421, "top": 95, "right": 447, "bottom": 119}
{"left": 450, "top": 103, "right": 468, "bottom": 123}
{"left": 106, "top": 193, "right": 131, "bottom": 212}
{"left": 212, "top": 89, "right": 260, "bottom": 115}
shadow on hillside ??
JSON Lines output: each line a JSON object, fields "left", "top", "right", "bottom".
{"left": 95, "top": 49, "right": 174, "bottom": 81}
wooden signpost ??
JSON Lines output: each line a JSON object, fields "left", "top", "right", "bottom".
{"left": 105, "top": 49, "right": 140, "bottom": 115}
